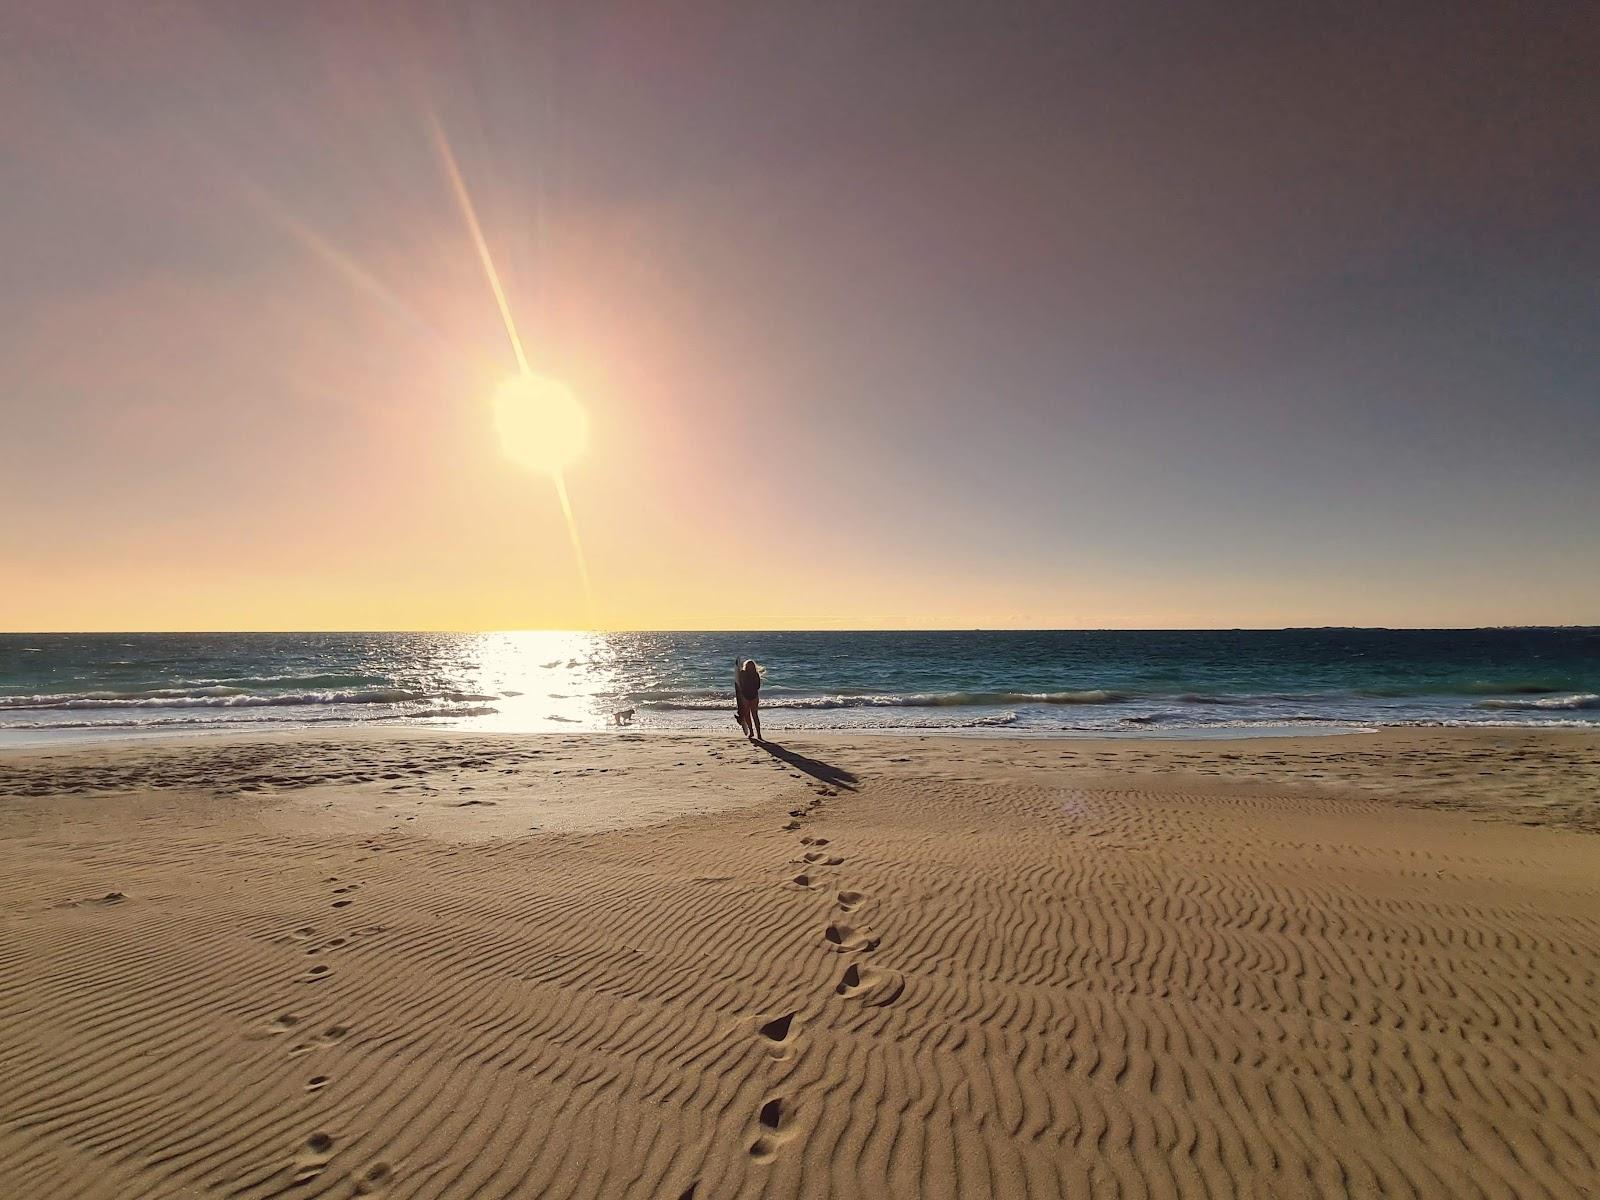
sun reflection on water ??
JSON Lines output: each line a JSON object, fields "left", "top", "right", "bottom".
{"left": 451, "top": 630, "right": 626, "bottom": 732}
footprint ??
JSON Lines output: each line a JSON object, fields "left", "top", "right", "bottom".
{"left": 782, "top": 820, "right": 801, "bottom": 831}
{"left": 318, "top": 1025, "right": 350, "bottom": 1045}
{"left": 836, "top": 962, "right": 906, "bottom": 1007}
{"left": 292, "top": 1132, "right": 335, "bottom": 1185}
{"left": 790, "top": 873, "right": 822, "bottom": 890}
{"left": 332, "top": 900, "right": 353, "bottom": 909}
{"left": 302, "top": 964, "right": 332, "bottom": 982}
{"left": 305, "top": 1075, "right": 330, "bottom": 1091}
{"left": 799, "top": 837, "right": 829, "bottom": 847}
{"left": 756, "top": 1011, "right": 796, "bottom": 1046}
{"left": 749, "top": 1097, "right": 795, "bottom": 1161}
{"left": 823, "top": 922, "right": 879, "bottom": 953}
{"left": 836, "top": 890, "right": 866, "bottom": 912}
{"left": 354, "top": 1162, "right": 392, "bottom": 1195}
{"left": 803, "top": 851, "right": 844, "bottom": 866}
{"left": 268, "top": 1014, "right": 299, "bottom": 1034}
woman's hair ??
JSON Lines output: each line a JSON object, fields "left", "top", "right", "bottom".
{"left": 740, "top": 659, "right": 766, "bottom": 677}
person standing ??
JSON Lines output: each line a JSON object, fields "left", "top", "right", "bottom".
{"left": 735, "top": 658, "right": 765, "bottom": 741}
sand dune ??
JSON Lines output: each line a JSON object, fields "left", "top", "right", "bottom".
{"left": 2, "top": 729, "right": 1598, "bottom": 1198}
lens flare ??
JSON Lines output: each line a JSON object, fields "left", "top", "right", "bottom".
{"left": 429, "top": 112, "right": 597, "bottom": 626}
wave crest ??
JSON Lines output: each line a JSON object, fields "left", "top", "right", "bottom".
{"left": 639, "top": 689, "right": 1128, "bottom": 711}
{"left": 0, "top": 688, "right": 499, "bottom": 712}
{"left": 1476, "top": 693, "right": 1600, "bottom": 712}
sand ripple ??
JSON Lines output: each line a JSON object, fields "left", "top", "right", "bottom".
{"left": 1, "top": 730, "right": 1597, "bottom": 1197}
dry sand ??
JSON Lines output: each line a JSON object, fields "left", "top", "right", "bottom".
{"left": 1, "top": 727, "right": 1598, "bottom": 1198}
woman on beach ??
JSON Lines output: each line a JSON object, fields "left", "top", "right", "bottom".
{"left": 735, "top": 659, "right": 765, "bottom": 741}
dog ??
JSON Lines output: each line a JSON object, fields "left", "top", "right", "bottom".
{"left": 613, "top": 707, "right": 635, "bottom": 726}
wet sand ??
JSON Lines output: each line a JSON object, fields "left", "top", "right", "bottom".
{"left": 2, "top": 728, "right": 1597, "bottom": 1198}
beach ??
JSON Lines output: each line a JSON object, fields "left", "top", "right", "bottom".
{"left": 2, "top": 727, "right": 1598, "bottom": 1198}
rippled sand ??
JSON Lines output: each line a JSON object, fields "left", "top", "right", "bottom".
{"left": 2, "top": 728, "right": 1597, "bottom": 1198}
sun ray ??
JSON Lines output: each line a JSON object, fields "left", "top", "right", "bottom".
{"left": 553, "top": 472, "right": 598, "bottom": 628}
{"left": 239, "top": 179, "right": 477, "bottom": 374}
{"left": 427, "top": 113, "right": 530, "bottom": 375}
{"left": 427, "top": 112, "right": 596, "bottom": 628}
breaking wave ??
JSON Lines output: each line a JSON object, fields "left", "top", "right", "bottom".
{"left": 0, "top": 688, "right": 499, "bottom": 712}
{"left": 1476, "top": 693, "right": 1600, "bottom": 712}
{"left": 6, "top": 702, "right": 501, "bottom": 732}
{"left": 640, "top": 689, "right": 1129, "bottom": 711}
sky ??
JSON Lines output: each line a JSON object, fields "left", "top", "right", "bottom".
{"left": 3, "top": 1, "right": 1597, "bottom": 631}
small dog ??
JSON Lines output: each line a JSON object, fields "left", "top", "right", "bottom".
{"left": 613, "top": 708, "right": 635, "bottom": 726}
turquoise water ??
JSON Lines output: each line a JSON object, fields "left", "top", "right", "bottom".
{"left": 2, "top": 629, "right": 1597, "bottom": 745}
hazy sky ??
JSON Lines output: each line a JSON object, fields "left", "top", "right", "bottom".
{"left": 4, "top": 1, "right": 1597, "bottom": 631}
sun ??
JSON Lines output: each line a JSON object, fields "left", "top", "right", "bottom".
{"left": 493, "top": 373, "right": 589, "bottom": 475}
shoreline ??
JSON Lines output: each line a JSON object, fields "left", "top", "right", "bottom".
{"left": 0, "top": 719, "right": 1383, "bottom": 751}
{"left": 6, "top": 713, "right": 1596, "bottom": 753}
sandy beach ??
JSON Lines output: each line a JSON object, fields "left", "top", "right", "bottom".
{"left": 2, "top": 727, "right": 1598, "bottom": 1199}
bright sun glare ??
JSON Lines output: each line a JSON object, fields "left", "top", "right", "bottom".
{"left": 493, "top": 373, "right": 589, "bottom": 475}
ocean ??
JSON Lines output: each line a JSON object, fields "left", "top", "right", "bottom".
{"left": 2, "top": 629, "right": 1597, "bottom": 746}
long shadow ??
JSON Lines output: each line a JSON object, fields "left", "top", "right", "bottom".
{"left": 756, "top": 739, "right": 860, "bottom": 791}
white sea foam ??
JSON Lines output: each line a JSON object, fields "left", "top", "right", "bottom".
{"left": 1476, "top": 693, "right": 1599, "bottom": 711}
{"left": 0, "top": 688, "right": 499, "bottom": 711}
{"left": 640, "top": 689, "right": 1128, "bottom": 711}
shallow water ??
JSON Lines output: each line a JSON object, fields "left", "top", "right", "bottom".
{"left": 2, "top": 628, "right": 1597, "bottom": 745}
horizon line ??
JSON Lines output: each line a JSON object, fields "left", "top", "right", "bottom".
{"left": 4, "top": 625, "right": 1597, "bottom": 637}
